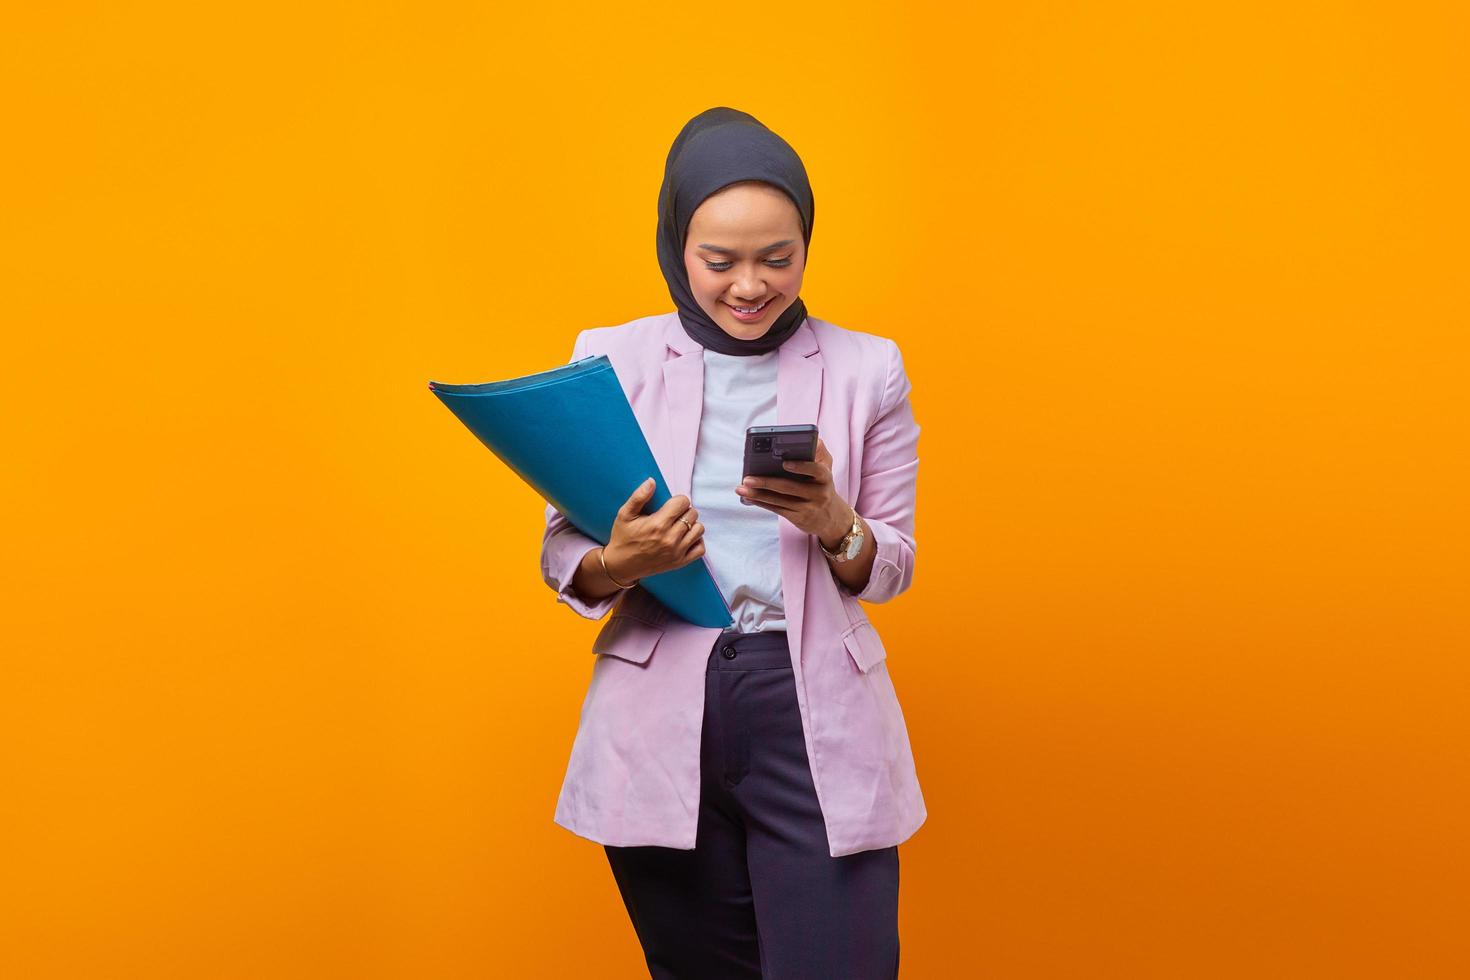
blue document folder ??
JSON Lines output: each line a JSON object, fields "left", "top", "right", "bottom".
{"left": 428, "top": 356, "right": 733, "bottom": 628}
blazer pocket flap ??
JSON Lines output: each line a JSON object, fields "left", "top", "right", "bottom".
{"left": 592, "top": 614, "right": 664, "bottom": 665}
{"left": 841, "top": 621, "right": 888, "bottom": 674}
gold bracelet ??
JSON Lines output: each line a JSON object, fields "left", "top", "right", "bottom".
{"left": 598, "top": 546, "right": 638, "bottom": 590}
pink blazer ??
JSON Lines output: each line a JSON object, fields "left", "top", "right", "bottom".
{"left": 541, "top": 311, "right": 925, "bottom": 857}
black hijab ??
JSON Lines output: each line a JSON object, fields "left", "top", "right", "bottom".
{"left": 656, "top": 107, "right": 815, "bottom": 356}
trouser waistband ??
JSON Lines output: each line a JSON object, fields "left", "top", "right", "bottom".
{"left": 706, "top": 630, "right": 791, "bottom": 670}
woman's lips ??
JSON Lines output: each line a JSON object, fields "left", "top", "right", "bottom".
{"left": 724, "top": 297, "right": 774, "bottom": 322}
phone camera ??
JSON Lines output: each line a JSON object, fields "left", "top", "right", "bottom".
{"left": 753, "top": 437, "right": 772, "bottom": 452}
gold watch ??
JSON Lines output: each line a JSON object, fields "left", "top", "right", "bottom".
{"left": 819, "top": 506, "right": 865, "bottom": 563}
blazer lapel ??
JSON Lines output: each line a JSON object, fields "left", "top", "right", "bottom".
{"left": 777, "top": 319, "right": 822, "bottom": 663}
{"left": 660, "top": 314, "right": 705, "bottom": 499}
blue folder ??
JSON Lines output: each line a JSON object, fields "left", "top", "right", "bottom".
{"left": 428, "top": 356, "right": 733, "bottom": 628}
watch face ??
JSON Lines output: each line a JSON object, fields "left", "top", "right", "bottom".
{"left": 844, "top": 532, "right": 863, "bottom": 560}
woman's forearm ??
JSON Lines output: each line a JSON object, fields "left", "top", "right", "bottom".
{"left": 820, "top": 514, "right": 878, "bottom": 596}
{"left": 570, "top": 545, "right": 633, "bottom": 605}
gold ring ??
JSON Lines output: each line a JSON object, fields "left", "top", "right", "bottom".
{"left": 680, "top": 517, "right": 693, "bottom": 529}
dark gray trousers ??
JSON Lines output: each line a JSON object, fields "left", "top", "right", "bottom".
{"left": 604, "top": 629, "right": 900, "bottom": 979}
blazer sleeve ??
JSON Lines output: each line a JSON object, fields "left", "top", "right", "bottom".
{"left": 849, "top": 339, "right": 920, "bottom": 604}
{"left": 538, "top": 329, "right": 623, "bottom": 621}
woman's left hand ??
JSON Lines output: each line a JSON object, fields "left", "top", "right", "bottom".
{"left": 736, "top": 436, "right": 851, "bottom": 547}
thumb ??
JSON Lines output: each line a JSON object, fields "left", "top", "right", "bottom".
{"left": 619, "top": 477, "right": 655, "bottom": 518}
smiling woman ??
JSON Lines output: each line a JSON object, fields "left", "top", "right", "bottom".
{"left": 543, "top": 106, "right": 920, "bottom": 980}
{"left": 650, "top": 107, "right": 817, "bottom": 357}
{"left": 683, "top": 182, "right": 806, "bottom": 339}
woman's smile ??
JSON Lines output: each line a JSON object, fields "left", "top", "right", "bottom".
{"left": 724, "top": 296, "right": 776, "bottom": 321}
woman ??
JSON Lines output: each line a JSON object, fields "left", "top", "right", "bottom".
{"left": 539, "top": 107, "right": 924, "bottom": 979}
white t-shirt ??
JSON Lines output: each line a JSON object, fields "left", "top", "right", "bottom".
{"left": 689, "top": 349, "right": 787, "bottom": 633}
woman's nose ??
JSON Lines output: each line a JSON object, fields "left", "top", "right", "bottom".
{"left": 732, "top": 272, "right": 766, "bottom": 299}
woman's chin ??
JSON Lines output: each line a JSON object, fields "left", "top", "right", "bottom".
{"left": 720, "top": 322, "right": 771, "bottom": 341}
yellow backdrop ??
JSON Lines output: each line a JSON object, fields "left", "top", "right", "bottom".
{"left": 4, "top": 2, "right": 1466, "bottom": 977}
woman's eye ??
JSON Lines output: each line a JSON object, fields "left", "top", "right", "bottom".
{"left": 703, "top": 259, "right": 792, "bottom": 271}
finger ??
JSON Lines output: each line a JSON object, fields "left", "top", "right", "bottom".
{"left": 676, "top": 538, "right": 707, "bottom": 568}
{"left": 654, "top": 493, "right": 692, "bottom": 527}
{"left": 678, "top": 519, "right": 704, "bottom": 551}
{"left": 815, "top": 436, "right": 831, "bottom": 465}
{"left": 745, "top": 499, "right": 802, "bottom": 524}
{"left": 740, "top": 489, "right": 802, "bottom": 511}
{"left": 743, "top": 476, "right": 819, "bottom": 499}
{"left": 665, "top": 507, "right": 699, "bottom": 545}
{"left": 779, "top": 459, "right": 829, "bottom": 482}
{"left": 618, "top": 477, "right": 656, "bottom": 519}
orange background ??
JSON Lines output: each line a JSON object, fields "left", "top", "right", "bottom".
{"left": 4, "top": 2, "right": 1467, "bottom": 977}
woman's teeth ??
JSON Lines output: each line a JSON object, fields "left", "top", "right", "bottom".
{"left": 730, "top": 299, "right": 769, "bottom": 314}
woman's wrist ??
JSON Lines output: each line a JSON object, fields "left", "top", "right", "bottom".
{"left": 599, "top": 544, "right": 639, "bottom": 589}
{"left": 817, "top": 502, "right": 856, "bottom": 553}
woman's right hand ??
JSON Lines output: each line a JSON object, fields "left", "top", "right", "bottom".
{"left": 603, "top": 478, "right": 705, "bottom": 582}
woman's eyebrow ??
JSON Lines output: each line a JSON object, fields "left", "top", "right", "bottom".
{"left": 697, "top": 239, "right": 796, "bottom": 255}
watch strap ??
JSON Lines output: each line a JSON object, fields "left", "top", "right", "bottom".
{"left": 819, "top": 506, "right": 862, "bottom": 561}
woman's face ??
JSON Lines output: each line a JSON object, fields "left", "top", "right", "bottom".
{"left": 683, "top": 181, "right": 806, "bottom": 342}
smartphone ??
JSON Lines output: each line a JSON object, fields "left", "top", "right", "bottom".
{"left": 743, "top": 424, "right": 818, "bottom": 488}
